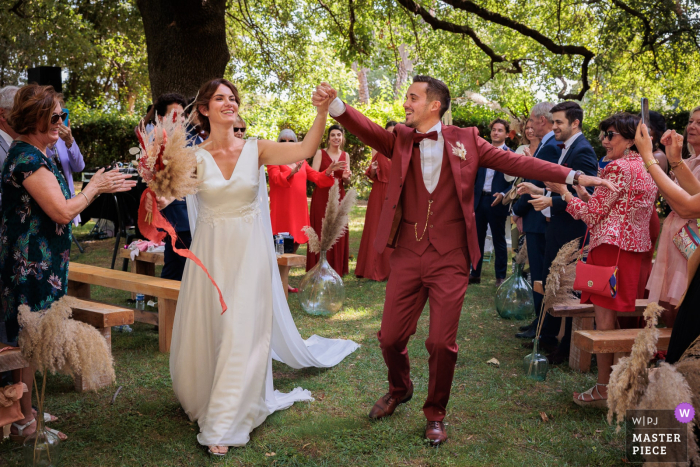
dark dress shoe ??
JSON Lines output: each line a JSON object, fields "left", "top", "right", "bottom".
{"left": 546, "top": 349, "right": 570, "bottom": 365}
{"left": 468, "top": 276, "right": 481, "bottom": 284}
{"left": 425, "top": 421, "right": 448, "bottom": 446}
{"left": 519, "top": 322, "right": 535, "bottom": 332}
{"left": 495, "top": 278, "right": 506, "bottom": 287}
{"left": 368, "top": 382, "right": 413, "bottom": 420}
{"left": 515, "top": 328, "right": 536, "bottom": 339}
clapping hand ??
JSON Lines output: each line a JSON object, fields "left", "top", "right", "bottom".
{"left": 528, "top": 194, "right": 552, "bottom": 211}
{"left": 91, "top": 168, "right": 137, "bottom": 195}
{"left": 660, "top": 128, "right": 684, "bottom": 164}
{"left": 291, "top": 161, "right": 304, "bottom": 175}
{"left": 325, "top": 160, "right": 347, "bottom": 175}
{"left": 522, "top": 147, "right": 532, "bottom": 157}
{"left": 516, "top": 181, "right": 543, "bottom": 196}
{"left": 342, "top": 168, "right": 352, "bottom": 181}
{"left": 490, "top": 193, "right": 504, "bottom": 207}
{"left": 544, "top": 182, "right": 568, "bottom": 196}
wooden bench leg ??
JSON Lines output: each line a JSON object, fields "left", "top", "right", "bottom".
{"left": 569, "top": 317, "right": 594, "bottom": 372}
{"left": 158, "top": 298, "right": 177, "bottom": 353}
{"left": 98, "top": 326, "right": 112, "bottom": 350}
{"left": 278, "top": 265, "right": 292, "bottom": 299}
{"left": 67, "top": 280, "right": 91, "bottom": 299}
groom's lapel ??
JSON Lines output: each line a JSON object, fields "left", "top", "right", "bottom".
{"left": 441, "top": 125, "right": 463, "bottom": 203}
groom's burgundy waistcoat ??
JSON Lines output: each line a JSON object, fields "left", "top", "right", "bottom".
{"left": 396, "top": 146, "right": 467, "bottom": 256}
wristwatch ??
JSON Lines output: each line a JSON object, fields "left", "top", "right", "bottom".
{"left": 572, "top": 170, "right": 583, "bottom": 186}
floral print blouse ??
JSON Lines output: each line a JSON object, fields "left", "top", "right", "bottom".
{"left": 0, "top": 141, "right": 71, "bottom": 342}
{"left": 566, "top": 151, "right": 657, "bottom": 252}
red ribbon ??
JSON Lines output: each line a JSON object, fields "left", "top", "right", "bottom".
{"left": 138, "top": 188, "right": 228, "bottom": 314}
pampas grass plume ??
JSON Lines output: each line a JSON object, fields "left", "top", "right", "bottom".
{"left": 304, "top": 180, "right": 357, "bottom": 254}
{"left": 514, "top": 240, "right": 528, "bottom": 267}
{"left": 18, "top": 296, "right": 115, "bottom": 391}
{"left": 542, "top": 237, "right": 585, "bottom": 313}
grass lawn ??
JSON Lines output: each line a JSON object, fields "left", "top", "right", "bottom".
{"left": 0, "top": 206, "right": 626, "bottom": 467}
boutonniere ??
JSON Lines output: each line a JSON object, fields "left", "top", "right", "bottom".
{"left": 450, "top": 141, "right": 467, "bottom": 160}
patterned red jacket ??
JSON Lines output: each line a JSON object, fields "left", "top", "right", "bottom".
{"left": 567, "top": 152, "right": 657, "bottom": 252}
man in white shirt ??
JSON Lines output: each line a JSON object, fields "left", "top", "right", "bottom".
{"left": 469, "top": 118, "right": 514, "bottom": 287}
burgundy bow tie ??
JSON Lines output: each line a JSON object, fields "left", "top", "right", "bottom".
{"left": 413, "top": 131, "right": 439, "bottom": 146}
{"left": 557, "top": 143, "right": 566, "bottom": 149}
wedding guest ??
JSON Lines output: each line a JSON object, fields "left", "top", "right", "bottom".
{"left": 356, "top": 121, "right": 396, "bottom": 281}
{"left": 519, "top": 101, "right": 598, "bottom": 363}
{"left": 635, "top": 124, "right": 700, "bottom": 364}
{"left": 307, "top": 124, "right": 351, "bottom": 276}
{"left": 469, "top": 118, "right": 513, "bottom": 287}
{"left": 513, "top": 102, "right": 562, "bottom": 339}
{"left": 514, "top": 119, "right": 540, "bottom": 157}
{"left": 0, "top": 86, "right": 19, "bottom": 172}
{"left": 46, "top": 115, "right": 85, "bottom": 226}
{"left": 546, "top": 112, "right": 657, "bottom": 407}
{"left": 233, "top": 115, "right": 246, "bottom": 139}
{"left": 2, "top": 84, "right": 135, "bottom": 442}
{"left": 682, "top": 109, "right": 700, "bottom": 159}
{"left": 267, "top": 129, "right": 341, "bottom": 292}
{"left": 645, "top": 106, "right": 700, "bottom": 326}
{"left": 148, "top": 93, "right": 192, "bottom": 281}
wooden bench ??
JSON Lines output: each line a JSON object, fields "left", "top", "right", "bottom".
{"left": 120, "top": 248, "right": 306, "bottom": 299}
{"left": 0, "top": 343, "right": 29, "bottom": 439}
{"left": 277, "top": 254, "right": 306, "bottom": 298}
{"left": 119, "top": 249, "right": 165, "bottom": 299}
{"left": 68, "top": 263, "right": 180, "bottom": 352}
{"left": 573, "top": 328, "right": 673, "bottom": 354}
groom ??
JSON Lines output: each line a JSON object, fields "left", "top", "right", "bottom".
{"left": 314, "top": 76, "right": 610, "bottom": 445}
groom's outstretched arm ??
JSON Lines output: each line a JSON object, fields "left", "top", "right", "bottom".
{"left": 329, "top": 98, "right": 397, "bottom": 159}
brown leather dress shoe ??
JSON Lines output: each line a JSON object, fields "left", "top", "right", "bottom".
{"left": 368, "top": 382, "right": 413, "bottom": 420}
{"left": 495, "top": 277, "right": 506, "bottom": 287}
{"left": 425, "top": 421, "right": 448, "bottom": 446}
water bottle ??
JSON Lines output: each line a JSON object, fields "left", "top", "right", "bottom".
{"left": 275, "top": 236, "right": 284, "bottom": 257}
{"left": 135, "top": 293, "right": 145, "bottom": 310}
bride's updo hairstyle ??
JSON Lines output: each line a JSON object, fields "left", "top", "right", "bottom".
{"left": 194, "top": 78, "right": 241, "bottom": 134}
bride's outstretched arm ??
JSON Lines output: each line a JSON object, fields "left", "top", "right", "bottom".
{"left": 258, "top": 89, "right": 335, "bottom": 166}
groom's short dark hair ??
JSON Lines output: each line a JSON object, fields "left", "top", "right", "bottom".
{"left": 412, "top": 75, "right": 450, "bottom": 118}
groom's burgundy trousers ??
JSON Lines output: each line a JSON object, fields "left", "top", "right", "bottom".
{"left": 377, "top": 147, "right": 469, "bottom": 422}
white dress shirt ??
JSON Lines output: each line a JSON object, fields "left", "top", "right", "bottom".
{"left": 483, "top": 143, "right": 508, "bottom": 193}
{"left": 542, "top": 131, "right": 583, "bottom": 217}
{"left": 329, "top": 97, "right": 444, "bottom": 193}
{"left": 0, "top": 128, "right": 11, "bottom": 147}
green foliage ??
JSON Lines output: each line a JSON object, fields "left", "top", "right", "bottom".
{"left": 67, "top": 99, "right": 140, "bottom": 169}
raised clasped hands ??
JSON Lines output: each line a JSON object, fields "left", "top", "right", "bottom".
{"left": 312, "top": 82, "right": 337, "bottom": 114}
{"left": 325, "top": 160, "right": 347, "bottom": 174}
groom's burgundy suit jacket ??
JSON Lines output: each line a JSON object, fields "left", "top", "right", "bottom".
{"left": 334, "top": 105, "right": 571, "bottom": 269}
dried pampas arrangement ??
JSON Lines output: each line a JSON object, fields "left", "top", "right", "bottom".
{"left": 542, "top": 237, "right": 586, "bottom": 313}
{"left": 18, "top": 296, "right": 115, "bottom": 390}
{"left": 514, "top": 239, "right": 528, "bottom": 267}
{"left": 303, "top": 180, "right": 357, "bottom": 254}
{"left": 607, "top": 302, "right": 664, "bottom": 430}
{"left": 607, "top": 304, "right": 700, "bottom": 464}
{"left": 134, "top": 110, "right": 199, "bottom": 200}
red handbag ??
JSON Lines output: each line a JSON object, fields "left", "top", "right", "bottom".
{"left": 573, "top": 178, "right": 632, "bottom": 298}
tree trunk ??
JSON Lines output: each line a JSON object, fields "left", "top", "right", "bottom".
{"left": 394, "top": 44, "right": 413, "bottom": 99}
{"left": 352, "top": 62, "right": 370, "bottom": 105}
{"left": 136, "top": 0, "right": 230, "bottom": 101}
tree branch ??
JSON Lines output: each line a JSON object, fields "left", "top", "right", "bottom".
{"left": 397, "top": 0, "right": 594, "bottom": 100}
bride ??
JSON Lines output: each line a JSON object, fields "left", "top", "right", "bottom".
{"left": 169, "top": 78, "right": 359, "bottom": 455}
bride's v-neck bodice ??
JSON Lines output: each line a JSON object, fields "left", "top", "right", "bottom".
{"left": 195, "top": 140, "right": 260, "bottom": 226}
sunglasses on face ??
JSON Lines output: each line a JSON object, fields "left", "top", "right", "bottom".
{"left": 50, "top": 112, "right": 68, "bottom": 125}
{"left": 234, "top": 127, "right": 246, "bottom": 133}
{"left": 603, "top": 130, "right": 621, "bottom": 141}
{"left": 279, "top": 139, "right": 294, "bottom": 142}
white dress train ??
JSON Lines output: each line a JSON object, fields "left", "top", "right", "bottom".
{"left": 170, "top": 140, "right": 359, "bottom": 447}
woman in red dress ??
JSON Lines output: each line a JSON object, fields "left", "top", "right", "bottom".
{"left": 356, "top": 121, "right": 397, "bottom": 280}
{"left": 268, "top": 129, "right": 344, "bottom": 292}
{"left": 307, "top": 125, "right": 352, "bottom": 276}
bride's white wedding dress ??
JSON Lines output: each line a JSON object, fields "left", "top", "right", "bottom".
{"left": 170, "top": 140, "right": 359, "bottom": 447}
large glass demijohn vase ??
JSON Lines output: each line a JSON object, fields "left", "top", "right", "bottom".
{"left": 298, "top": 251, "right": 345, "bottom": 316}
{"left": 494, "top": 263, "right": 535, "bottom": 320}
{"left": 523, "top": 340, "right": 549, "bottom": 381}
{"left": 23, "top": 416, "right": 61, "bottom": 467}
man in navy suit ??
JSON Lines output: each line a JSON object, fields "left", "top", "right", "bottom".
{"left": 469, "top": 119, "right": 514, "bottom": 287}
{"left": 513, "top": 103, "right": 561, "bottom": 339}
{"left": 520, "top": 101, "right": 598, "bottom": 362}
